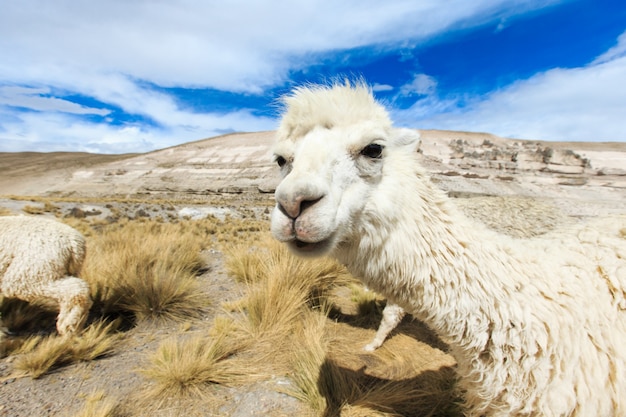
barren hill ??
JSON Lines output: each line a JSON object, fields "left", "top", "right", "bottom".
{"left": 1, "top": 129, "right": 625, "bottom": 216}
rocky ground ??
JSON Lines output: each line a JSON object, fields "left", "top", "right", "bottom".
{"left": 0, "top": 129, "right": 624, "bottom": 416}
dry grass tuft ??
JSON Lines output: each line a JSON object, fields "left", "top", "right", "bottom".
{"left": 349, "top": 283, "right": 387, "bottom": 319}
{"left": 222, "top": 235, "right": 459, "bottom": 415}
{"left": 11, "top": 320, "right": 121, "bottom": 379}
{"left": 222, "top": 235, "right": 460, "bottom": 416}
{"left": 9, "top": 336, "right": 68, "bottom": 379}
{"left": 82, "top": 219, "right": 210, "bottom": 323}
{"left": 226, "top": 235, "right": 354, "bottom": 298}
{"left": 21, "top": 204, "right": 44, "bottom": 214}
{"left": 73, "top": 390, "right": 123, "bottom": 417}
{"left": 284, "top": 310, "right": 336, "bottom": 412}
{"left": 60, "top": 216, "right": 104, "bottom": 237}
{"left": 283, "top": 311, "right": 460, "bottom": 417}
{"left": 141, "top": 331, "right": 254, "bottom": 402}
{"left": 0, "top": 297, "right": 58, "bottom": 336}
{"left": 223, "top": 235, "right": 354, "bottom": 357}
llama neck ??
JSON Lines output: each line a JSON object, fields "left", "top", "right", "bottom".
{"left": 338, "top": 168, "right": 530, "bottom": 351}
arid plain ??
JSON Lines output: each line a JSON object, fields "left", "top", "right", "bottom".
{"left": 0, "top": 130, "right": 625, "bottom": 416}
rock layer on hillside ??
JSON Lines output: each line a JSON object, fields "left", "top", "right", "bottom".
{"left": 1, "top": 129, "right": 624, "bottom": 216}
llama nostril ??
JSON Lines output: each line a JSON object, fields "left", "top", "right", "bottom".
{"left": 278, "top": 195, "right": 323, "bottom": 219}
{"left": 299, "top": 196, "right": 322, "bottom": 215}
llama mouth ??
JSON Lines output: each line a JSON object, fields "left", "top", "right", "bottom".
{"left": 290, "top": 237, "right": 333, "bottom": 254}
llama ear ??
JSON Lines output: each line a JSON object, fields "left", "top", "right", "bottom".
{"left": 390, "top": 128, "right": 421, "bottom": 150}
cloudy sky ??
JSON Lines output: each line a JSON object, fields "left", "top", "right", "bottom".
{"left": 1, "top": 0, "right": 625, "bottom": 154}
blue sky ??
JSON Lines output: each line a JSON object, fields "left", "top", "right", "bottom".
{"left": 1, "top": 0, "right": 625, "bottom": 154}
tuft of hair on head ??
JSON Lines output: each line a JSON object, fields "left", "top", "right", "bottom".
{"left": 276, "top": 80, "right": 392, "bottom": 142}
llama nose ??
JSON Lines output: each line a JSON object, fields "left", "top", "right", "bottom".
{"left": 276, "top": 189, "right": 324, "bottom": 219}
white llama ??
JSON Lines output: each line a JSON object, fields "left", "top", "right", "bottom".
{"left": 0, "top": 216, "right": 92, "bottom": 336}
{"left": 270, "top": 82, "right": 626, "bottom": 416}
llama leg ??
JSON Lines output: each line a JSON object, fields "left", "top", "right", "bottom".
{"left": 364, "top": 303, "right": 406, "bottom": 351}
{"left": 40, "top": 277, "right": 92, "bottom": 336}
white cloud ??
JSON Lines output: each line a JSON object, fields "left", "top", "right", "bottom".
{"left": 0, "top": 0, "right": 558, "bottom": 91}
{"left": 399, "top": 74, "right": 438, "bottom": 96}
{"left": 0, "top": 105, "right": 276, "bottom": 153}
{"left": 0, "top": 0, "right": 568, "bottom": 152}
{"left": 372, "top": 83, "right": 394, "bottom": 92}
{"left": 394, "top": 38, "right": 626, "bottom": 141}
{"left": 0, "top": 70, "right": 277, "bottom": 153}
{"left": 593, "top": 31, "right": 626, "bottom": 65}
{"left": 0, "top": 86, "right": 110, "bottom": 116}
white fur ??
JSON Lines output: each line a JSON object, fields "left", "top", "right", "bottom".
{"left": 271, "top": 82, "right": 626, "bottom": 416}
{"left": 0, "top": 216, "right": 92, "bottom": 335}
{"left": 366, "top": 196, "right": 568, "bottom": 351}
{"left": 363, "top": 302, "right": 406, "bottom": 352}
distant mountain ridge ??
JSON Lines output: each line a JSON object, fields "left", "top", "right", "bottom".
{"left": 1, "top": 130, "right": 624, "bottom": 214}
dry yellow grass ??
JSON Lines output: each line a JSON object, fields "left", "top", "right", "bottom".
{"left": 221, "top": 235, "right": 460, "bottom": 416}
{"left": 141, "top": 331, "right": 255, "bottom": 401}
{"left": 1, "top": 215, "right": 215, "bottom": 378}
{"left": 282, "top": 309, "right": 459, "bottom": 417}
{"left": 0, "top": 207, "right": 13, "bottom": 216}
{"left": 225, "top": 235, "right": 354, "bottom": 297}
{"left": 73, "top": 390, "right": 123, "bottom": 417}
{"left": 127, "top": 235, "right": 360, "bottom": 414}
{"left": 1, "top": 193, "right": 274, "bottom": 211}
{"left": 21, "top": 204, "right": 45, "bottom": 214}
{"left": 0, "top": 298, "right": 57, "bottom": 337}
{"left": 1, "top": 197, "right": 460, "bottom": 415}
{"left": 82, "top": 219, "right": 210, "bottom": 323}
{"left": 10, "top": 320, "right": 121, "bottom": 379}
{"left": 223, "top": 236, "right": 354, "bottom": 351}
{"left": 284, "top": 309, "right": 335, "bottom": 412}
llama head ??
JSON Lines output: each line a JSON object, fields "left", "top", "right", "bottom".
{"left": 271, "top": 82, "right": 420, "bottom": 257}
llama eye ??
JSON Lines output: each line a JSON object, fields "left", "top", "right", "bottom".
{"left": 360, "top": 143, "right": 384, "bottom": 159}
{"left": 275, "top": 155, "right": 287, "bottom": 168}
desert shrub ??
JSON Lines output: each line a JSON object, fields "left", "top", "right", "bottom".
{"left": 284, "top": 310, "right": 335, "bottom": 412}
{"left": 222, "top": 234, "right": 460, "bottom": 416}
{"left": 82, "top": 219, "right": 209, "bottom": 323}
{"left": 141, "top": 331, "right": 254, "bottom": 401}
{"left": 284, "top": 310, "right": 460, "bottom": 417}
{"left": 11, "top": 320, "right": 121, "bottom": 379}
{"left": 0, "top": 298, "right": 58, "bottom": 336}
{"left": 224, "top": 235, "right": 354, "bottom": 341}
{"left": 73, "top": 390, "right": 123, "bottom": 417}
{"left": 226, "top": 235, "right": 353, "bottom": 293}
{"left": 22, "top": 204, "right": 44, "bottom": 214}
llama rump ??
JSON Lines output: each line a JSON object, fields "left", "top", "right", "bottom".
{"left": 0, "top": 216, "right": 92, "bottom": 336}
